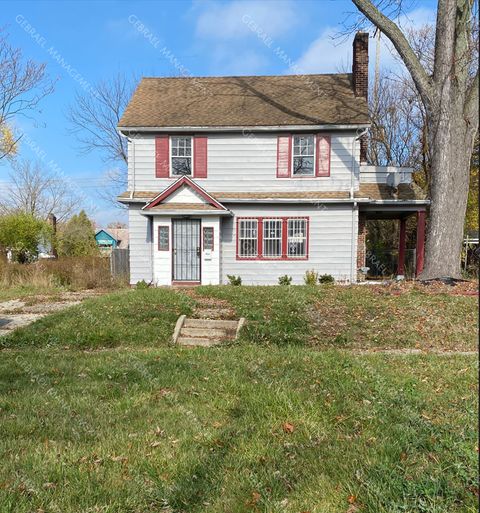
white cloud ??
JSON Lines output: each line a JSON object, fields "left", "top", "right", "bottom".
{"left": 208, "top": 47, "right": 269, "bottom": 75}
{"left": 194, "top": 0, "right": 297, "bottom": 40}
{"left": 294, "top": 6, "right": 436, "bottom": 75}
{"left": 190, "top": 0, "right": 298, "bottom": 75}
{"left": 396, "top": 7, "right": 436, "bottom": 31}
{"left": 294, "top": 28, "right": 352, "bottom": 74}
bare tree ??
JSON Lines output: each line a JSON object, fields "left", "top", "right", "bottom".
{"left": 0, "top": 29, "right": 54, "bottom": 159}
{"left": 107, "top": 221, "right": 127, "bottom": 229}
{"left": 0, "top": 160, "right": 80, "bottom": 221}
{"left": 66, "top": 73, "right": 137, "bottom": 206}
{"left": 369, "top": 72, "right": 427, "bottom": 169}
{"left": 351, "top": 0, "right": 479, "bottom": 279}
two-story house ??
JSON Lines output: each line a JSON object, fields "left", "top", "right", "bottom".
{"left": 118, "top": 32, "right": 428, "bottom": 286}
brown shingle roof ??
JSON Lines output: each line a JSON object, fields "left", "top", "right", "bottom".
{"left": 118, "top": 74, "right": 369, "bottom": 128}
{"left": 357, "top": 183, "right": 426, "bottom": 201}
{"left": 118, "top": 184, "right": 426, "bottom": 203}
{"left": 215, "top": 191, "right": 351, "bottom": 199}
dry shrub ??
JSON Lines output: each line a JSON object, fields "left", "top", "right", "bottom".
{"left": 0, "top": 257, "right": 55, "bottom": 289}
{"left": 0, "top": 256, "right": 116, "bottom": 290}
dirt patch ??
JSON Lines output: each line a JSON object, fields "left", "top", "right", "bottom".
{"left": 176, "top": 287, "right": 237, "bottom": 320}
{"left": 0, "top": 291, "right": 105, "bottom": 337}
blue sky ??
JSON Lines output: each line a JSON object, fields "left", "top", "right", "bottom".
{"left": 0, "top": 0, "right": 436, "bottom": 226}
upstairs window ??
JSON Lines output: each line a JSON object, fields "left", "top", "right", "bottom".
{"left": 171, "top": 136, "right": 192, "bottom": 176}
{"left": 292, "top": 135, "right": 315, "bottom": 176}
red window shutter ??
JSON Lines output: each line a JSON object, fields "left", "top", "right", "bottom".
{"left": 155, "top": 135, "right": 169, "bottom": 178}
{"left": 276, "top": 135, "right": 291, "bottom": 178}
{"left": 193, "top": 136, "right": 208, "bottom": 178}
{"left": 316, "top": 134, "right": 331, "bottom": 177}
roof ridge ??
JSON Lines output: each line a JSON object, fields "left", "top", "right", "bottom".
{"left": 140, "top": 73, "right": 352, "bottom": 81}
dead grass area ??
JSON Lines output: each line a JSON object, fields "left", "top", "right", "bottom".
{"left": 307, "top": 282, "right": 478, "bottom": 352}
{"left": 0, "top": 256, "right": 126, "bottom": 301}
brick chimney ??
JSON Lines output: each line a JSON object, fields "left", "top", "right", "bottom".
{"left": 353, "top": 32, "right": 369, "bottom": 162}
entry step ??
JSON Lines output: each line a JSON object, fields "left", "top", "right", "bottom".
{"left": 172, "top": 316, "right": 245, "bottom": 347}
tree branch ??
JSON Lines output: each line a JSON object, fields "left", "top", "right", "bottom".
{"left": 351, "top": 0, "right": 435, "bottom": 106}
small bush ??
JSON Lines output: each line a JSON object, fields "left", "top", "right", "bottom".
{"left": 227, "top": 275, "right": 242, "bottom": 286}
{"left": 278, "top": 275, "right": 292, "bottom": 286}
{"left": 319, "top": 274, "right": 335, "bottom": 284}
{"left": 304, "top": 270, "right": 319, "bottom": 286}
{"left": 135, "top": 280, "right": 150, "bottom": 289}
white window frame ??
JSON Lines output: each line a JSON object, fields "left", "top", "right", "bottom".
{"left": 170, "top": 136, "right": 194, "bottom": 177}
{"left": 287, "top": 218, "right": 307, "bottom": 258}
{"left": 292, "top": 134, "right": 316, "bottom": 177}
{"left": 238, "top": 218, "right": 258, "bottom": 258}
{"left": 262, "top": 218, "right": 283, "bottom": 258}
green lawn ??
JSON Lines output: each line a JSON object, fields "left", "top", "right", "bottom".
{"left": 0, "top": 286, "right": 478, "bottom": 512}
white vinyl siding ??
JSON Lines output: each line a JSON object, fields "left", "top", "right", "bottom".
{"left": 127, "top": 132, "right": 360, "bottom": 192}
{"left": 128, "top": 204, "right": 153, "bottom": 284}
{"left": 221, "top": 204, "right": 356, "bottom": 284}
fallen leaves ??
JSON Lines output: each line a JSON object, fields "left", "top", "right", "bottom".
{"left": 346, "top": 494, "right": 360, "bottom": 512}
{"left": 246, "top": 490, "right": 261, "bottom": 507}
{"left": 282, "top": 422, "right": 295, "bottom": 434}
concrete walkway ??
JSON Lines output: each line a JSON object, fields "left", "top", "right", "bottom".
{"left": 0, "top": 291, "right": 101, "bottom": 337}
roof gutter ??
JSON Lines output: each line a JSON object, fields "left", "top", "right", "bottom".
{"left": 118, "top": 196, "right": 430, "bottom": 205}
{"left": 117, "top": 123, "right": 370, "bottom": 134}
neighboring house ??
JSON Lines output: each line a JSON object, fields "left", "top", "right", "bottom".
{"left": 95, "top": 229, "right": 129, "bottom": 253}
{"left": 117, "top": 32, "right": 429, "bottom": 286}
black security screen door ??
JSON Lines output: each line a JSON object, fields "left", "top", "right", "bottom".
{"left": 172, "top": 219, "right": 201, "bottom": 282}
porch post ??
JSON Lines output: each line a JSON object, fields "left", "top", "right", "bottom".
{"left": 397, "top": 217, "right": 406, "bottom": 277}
{"left": 416, "top": 210, "right": 426, "bottom": 277}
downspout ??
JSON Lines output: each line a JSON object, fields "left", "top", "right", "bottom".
{"left": 350, "top": 128, "right": 368, "bottom": 283}
{"left": 128, "top": 134, "right": 136, "bottom": 199}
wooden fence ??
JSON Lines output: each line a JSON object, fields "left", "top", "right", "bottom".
{"left": 110, "top": 248, "right": 130, "bottom": 279}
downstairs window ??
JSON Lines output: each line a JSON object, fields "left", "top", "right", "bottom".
{"left": 237, "top": 217, "right": 309, "bottom": 260}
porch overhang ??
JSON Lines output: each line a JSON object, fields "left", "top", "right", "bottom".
{"left": 359, "top": 201, "right": 430, "bottom": 219}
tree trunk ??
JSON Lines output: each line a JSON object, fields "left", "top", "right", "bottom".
{"left": 420, "top": 100, "right": 476, "bottom": 279}
{"left": 351, "top": 0, "right": 479, "bottom": 280}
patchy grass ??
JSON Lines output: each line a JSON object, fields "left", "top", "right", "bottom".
{"left": 308, "top": 285, "right": 478, "bottom": 351}
{"left": 0, "top": 345, "right": 477, "bottom": 513}
{"left": 1, "top": 288, "right": 194, "bottom": 349}
{"left": 0, "top": 285, "right": 477, "bottom": 512}
{"left": 197, "top": 285, "right": 312, "bottom": 345}
{"left": 3, "top": 285, "right": 477, "bottom": 351}
{"left": 196, "top": 284, "right": 477, "bottom": 351}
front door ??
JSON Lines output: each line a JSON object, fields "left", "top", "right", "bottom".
{"left": 172, "top": 219, "right": 201, "bottom": 282}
